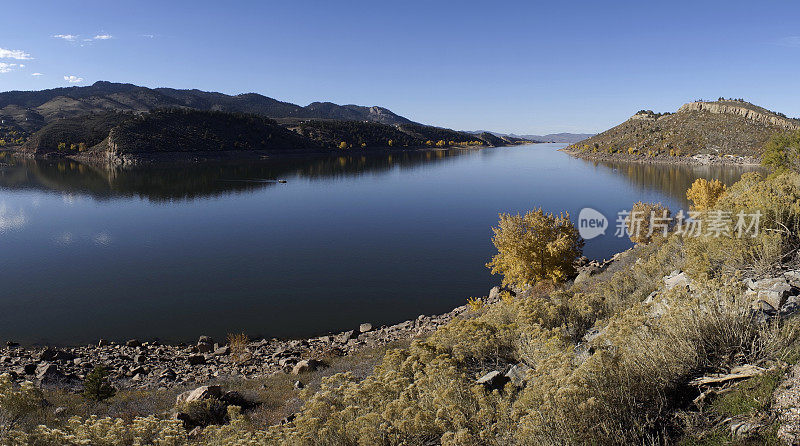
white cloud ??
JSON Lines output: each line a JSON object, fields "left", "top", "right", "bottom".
{"left": 31, "top": 72, "right": 43, "bottom": 76}
{"left": 0, "top": 63, "right": 18, "bottom": 73}
{"left": 141, "top": 34, "right": 155, "bottom": 38}
{"left": 0, "top": 48, "right": 32, "bottom": 60}
{"left": 93, "top": 34, "right": 112, "bottom": 40}
{"left": 64, "top": 75, "right": 84, "bottom": 83}
{"left": 53, "top": 34, "right": 78, "bottom": 41}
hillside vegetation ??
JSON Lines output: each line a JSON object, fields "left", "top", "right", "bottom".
{"left": 568, "top": 99, "right": 800, "bottom": 159}
{"left": 15, "top": 109, "right": 521, "bottom": 164}
{"left": 0, "top": 81, "right": 414, "bottom": 143}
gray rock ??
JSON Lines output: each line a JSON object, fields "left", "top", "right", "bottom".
{"left": 53, "top": 407, "right": 67, "bottom": 416}
{"left": 197, "top": 343, "right": 214, "bottom": 353}
{"left": 476, "top": 371, "right": 510, "bottom": 390}
{"left": 663, "top": 271, "right": 690, "bottom": 291}
{"left": 359, "top": 323, "right": 373, "bottom": 333}
{"left": 176, "top": 385, "right": 222, "bottom": 405}
{"left": 213, "top": 346, "right": 230, "bottom": 356}
{"left": 197, "top": 336, "right": 214, "bottom": 345}
{"left": 125, "top": 339, "right": 142, "bottom": 348}
{"left": 39, "top": 348, "right": 76, "bottom": 362}
{"left": 334, "top": 330, "right": 356, "bottom": 344}
{"left": 35, "top": 363, "right": 62, "bottom": 381}
{"left": 292, "top": 359, "right": 323, "bottom": 375}
{"left": 293, "top": 380, "right": 304, "bottom": 390}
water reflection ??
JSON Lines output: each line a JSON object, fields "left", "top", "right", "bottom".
{"left": 583, "top": 159, "right": 763, "bottom": 207}
{"left": 0, "top": 149, "right": 478, "bottom": 201}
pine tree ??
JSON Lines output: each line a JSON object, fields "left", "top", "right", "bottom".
{"left": 82, "top": 366, "right": 116, "bottom": 402}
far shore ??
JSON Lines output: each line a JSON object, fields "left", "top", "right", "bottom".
{"left": 5, "top": 142, "right": 529, "bottom": 168}
{"left": 560, "top": 147, "right": 762, "bottom": 166}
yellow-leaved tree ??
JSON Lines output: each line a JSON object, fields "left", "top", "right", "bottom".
{"left": 686, "top": 178, "right": 726, "bottom": 211}
{"left": 625, "top": 201, "right": 671, "bottom": 244}
{"left": 486, "top": 208, "right": 584, "bottom": 287}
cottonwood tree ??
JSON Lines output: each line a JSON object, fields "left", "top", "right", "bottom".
{"left": 486, "top": 208, "right": 584, "bottom": 287}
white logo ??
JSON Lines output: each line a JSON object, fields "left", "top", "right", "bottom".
{"left": 578, "top": 208, "right": 608, "bottom": 240}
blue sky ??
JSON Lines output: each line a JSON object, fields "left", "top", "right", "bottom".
{"left": 0, "top": 0, "right": 799, "bottom": 134}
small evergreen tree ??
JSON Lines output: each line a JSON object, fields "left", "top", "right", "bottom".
{"left": 82, "top": 366, "right": 115, "bottom": 402}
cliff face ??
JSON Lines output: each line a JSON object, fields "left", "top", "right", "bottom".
{"left": 678, "top": 101, "right": 800, "bottom": 131}
{"left": 567, "top": 100, "right": 797, "bottom": 159}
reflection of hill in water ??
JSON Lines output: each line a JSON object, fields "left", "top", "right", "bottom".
{"left": 0, "top": 149, "right": 476, "bottom": 201}
{"left": 586, "top": 159, "right": 763, "bottom": 206}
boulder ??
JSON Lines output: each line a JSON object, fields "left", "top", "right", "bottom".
{"left": 784, "top": 270, "right": 800, "bottom": 288}
{"left": 213, "top": 346, "right": 230, "bottom": 356}
{"left": 39, "top": 348, "right": 76, "bottom": 362}
{"left": 292, "top": 359, "right": 323, "bottom": 375}
{"left": 197, "top": 343, "right": 214, "bottom": 353}
{"left": 748, "top": 277, "right": 792, "bottom": 311}
{"left": 663, "top": 271, "right": 690, "bottom": 291}
{"left": 476, "top": 371, "right": 510, "bottom": 390}
{"left": 197, "top": 335, "right": 214, "bottom": 345}
{"left": 334, "top": 330, "right": 357, "bottom": 344}
{"left": 126, "top": 339, "right": 142, "bottom": 348}
{"left": 35, "top": 363, "right": 63, "bottom": 381}
{"left": 359, "top": 323, "right": 373, "bottom": 333}
{"left": 176, "top": 385, "right": 222, "bottom": 405}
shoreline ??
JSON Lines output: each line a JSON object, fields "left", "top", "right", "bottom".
{"left": 8, "top": 143, "right": 528, "bottom": 168}
{"left": 0, "top": 288, "right": 511, "bottom": 390}
{"left": 560, "top": 147, "right": 762, "bottom": 166}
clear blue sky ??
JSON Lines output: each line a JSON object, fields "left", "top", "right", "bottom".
{"left": 1, "top": 0, "right": 799, "bottom": 134}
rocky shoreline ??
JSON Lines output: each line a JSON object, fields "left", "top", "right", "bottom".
{"left": 561, "top": 148, "right": 761, "bottom": 166}
{"left": 0, "top": 289, "right": 509, "bottom": 391}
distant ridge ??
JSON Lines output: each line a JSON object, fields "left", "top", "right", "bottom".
{"left": 467, "top": 131, "right": 594, "bottom": 144}
{"left": 0, "top": 81, "right": 414, "bottom": 137}
{"left": 566, "top": 98, "right": 799, "bottom": 159}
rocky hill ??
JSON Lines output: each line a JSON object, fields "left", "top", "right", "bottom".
{"left": 566, "top": 99, "right": 799, "bottom": 160}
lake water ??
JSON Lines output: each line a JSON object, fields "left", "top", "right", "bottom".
{"left": 0, "top": 144, "right": 760, "bottom": 345}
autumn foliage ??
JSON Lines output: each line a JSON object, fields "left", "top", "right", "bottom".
{"left": 686, "top": 178, "right": 727, "bottom": 211}
{"left": 486, "top": 208, "right": 584, "bottom": 287}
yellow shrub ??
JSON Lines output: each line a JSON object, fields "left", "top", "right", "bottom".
{"left": 686, "top": 178, "right": 726, "bottom": 211}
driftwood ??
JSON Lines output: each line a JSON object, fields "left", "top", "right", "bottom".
{"left": 690, "top": 364, "right": 765, "bottom": 387}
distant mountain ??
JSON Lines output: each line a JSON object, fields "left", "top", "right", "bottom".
{"left": 566, "top": 99, "right": 800, "bottom": 159}
{"left": 467, "top": 131, "right": 594, "bottom": 144}
{"left": 0, "top": 81, "right": 414, "bottom": 138}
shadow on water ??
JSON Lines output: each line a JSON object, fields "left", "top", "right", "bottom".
{"left": 0, "top": 148, "right": 479, "bottom": 201}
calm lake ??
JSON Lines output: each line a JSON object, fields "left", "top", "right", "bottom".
{"left": 0, "top": 144, "right": 760, "bottom": 345}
